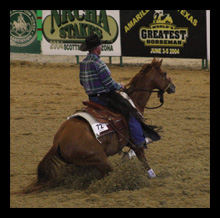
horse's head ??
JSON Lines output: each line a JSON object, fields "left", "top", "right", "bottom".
{"left": 141, "top": 58, "right": 176, "bottom": 94}
{"left": 126, "top": 59, "right": 176, "bottom": 112}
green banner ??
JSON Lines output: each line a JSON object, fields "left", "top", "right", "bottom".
{"left": 10, "top": 10, "right": 41, "bottom": 53}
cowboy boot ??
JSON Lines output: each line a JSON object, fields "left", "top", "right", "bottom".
{"left": 143, "top": 137, "right": 153, "bottom": 149}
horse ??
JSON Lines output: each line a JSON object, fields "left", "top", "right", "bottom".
{"left": 153, "top": 10, "right": 173, "bottom": 24}
{"left": 21, "top": 58, "right": 176, "bottom": 193}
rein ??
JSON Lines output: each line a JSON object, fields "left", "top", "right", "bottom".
{"left": 133, "top": 88, "right": 164, "bottom": 109}
{"left": 124, "top": 83, "right": 170, "bottom": 110}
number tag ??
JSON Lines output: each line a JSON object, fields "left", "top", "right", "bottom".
{"left": 92, "top": 123, "right": 108, "bottom": 136}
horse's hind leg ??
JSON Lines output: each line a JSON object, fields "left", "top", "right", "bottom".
{"left": 74, "top": 147, "right": 112, "bottom": 177}
{"left": 58, "top": 118, "right": 112, "bottom": 177}
{"left": 94, "top": 154, "right": 112, "bottom": 177}
{"left": 75, "top": 150, "right": 112, "bottom": 178}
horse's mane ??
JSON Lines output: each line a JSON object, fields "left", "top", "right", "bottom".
{"left": 126, "top": 58, "right": 162, "bottom": 88}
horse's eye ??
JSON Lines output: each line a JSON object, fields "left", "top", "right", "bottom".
{"left": 164, "top": 72, "right": 167, "bottom": 77}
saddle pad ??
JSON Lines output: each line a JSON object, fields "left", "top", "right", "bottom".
{"left": 67, "top": 112, "right": 114, "bottom": 143}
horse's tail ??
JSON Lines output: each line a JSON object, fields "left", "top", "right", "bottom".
{"left": 20, "top": 141, "right": 63, "bottom": 194}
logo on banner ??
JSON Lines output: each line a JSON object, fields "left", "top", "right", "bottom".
{"left": 42, "top": 10, "right": 119, "bottom": 45}
{"left": 139, "top": 10, "right": 188, "bottom": 47}
{"left": 10, "top": 10, "right": 37, "bottom": 47}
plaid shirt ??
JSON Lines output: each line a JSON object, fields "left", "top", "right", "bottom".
{"left": 80, "top": 53, "right": 122, "bottom": 95}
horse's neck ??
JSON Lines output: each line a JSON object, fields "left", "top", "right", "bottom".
{"left": 129, "top": 84, "right": 154, "bottom": 115}
{"left": 130, "top": 92, "right": 151, "bottom": 115}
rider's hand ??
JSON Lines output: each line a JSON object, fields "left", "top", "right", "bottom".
{"left": 120, "top": 82, "right": 125, "bottom": 89}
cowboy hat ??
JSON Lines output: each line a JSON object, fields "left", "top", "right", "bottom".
{"left": 79, "top": 34, "right": 107, "bottom": 51}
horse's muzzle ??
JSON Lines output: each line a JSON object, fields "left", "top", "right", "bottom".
{"left": 167, "top": 83, "right": 176, "bottom": 94}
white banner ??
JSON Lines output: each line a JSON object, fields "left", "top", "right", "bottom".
{"left": 42, "top": 10, "right": 121, "bottom": 56}
{"left": 206, "top": 10, "right": 210, "bottom": 60}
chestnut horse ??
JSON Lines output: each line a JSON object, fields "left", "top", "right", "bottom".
{"left": 22, "top": 58, "right": 175, "bottom": 193}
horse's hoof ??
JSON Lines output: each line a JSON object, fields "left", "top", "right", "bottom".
{"left": 147, "top": 168, "right": 156, "bottom": 178}
{"left": 121, "top": 149, "right": 136, "bottom": 160}
{"left": 128, "top": 149, "right": 136, "bottom": 159}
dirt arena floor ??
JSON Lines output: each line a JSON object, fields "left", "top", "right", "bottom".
{"left": 10, "top": 57, "right": 210, "bottom": 208}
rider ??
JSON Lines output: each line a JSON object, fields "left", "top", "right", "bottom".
{"left": 79, "top": 34, "right": 160, "bottom": 149}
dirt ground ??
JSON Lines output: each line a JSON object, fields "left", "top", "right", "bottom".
{"left": 10, "top": 57, "right": 210, "bottom": 208}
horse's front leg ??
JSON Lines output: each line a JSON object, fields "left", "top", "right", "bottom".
{"left": 133, "top": 147, "right": 156, "bottom": 178}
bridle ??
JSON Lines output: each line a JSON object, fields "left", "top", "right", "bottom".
{"left": 124, "top": 83, "right": 171, "bottom": 110}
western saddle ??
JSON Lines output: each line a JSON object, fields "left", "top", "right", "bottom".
{"left": 81, "top": 101, "right": 129, "bottom": 145}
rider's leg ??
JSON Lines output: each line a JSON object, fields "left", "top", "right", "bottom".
{"left": 128, "top": 115, "right": 152, "bottom": 148}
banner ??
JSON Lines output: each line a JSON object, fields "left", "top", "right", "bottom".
{"left": 120, "top": 10, "right": 207, "bottom": 59}
{"left": 42, "top": 10, "right": 121, "bottom": 56}
{"left": 10, "top": 10, "right": 41, "bottom": 53}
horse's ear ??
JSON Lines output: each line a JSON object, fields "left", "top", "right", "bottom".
{"left": 141, "top": 64, "right": 148, "bottom": 72}
{"left": 159, "top": 59, "right": 163, "bottom": 67}
{"left": 151, "top": 58, "right": 157, "bottom": 66}
{"left": 152, "top": 57, "right": 156, "bottom": 63}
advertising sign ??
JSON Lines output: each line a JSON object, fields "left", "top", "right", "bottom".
{"left": 42, "top": 10, "right": 121, "bottom": 56}
{"left": 10, "top": 10, "right": 41, "bottom": 53}
{"left": 120, "top": 10, "right": 207, "bottom": 59}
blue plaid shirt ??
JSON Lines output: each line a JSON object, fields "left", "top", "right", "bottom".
{"left": 80, "top": 53, "right": 122, "bottom": 95}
